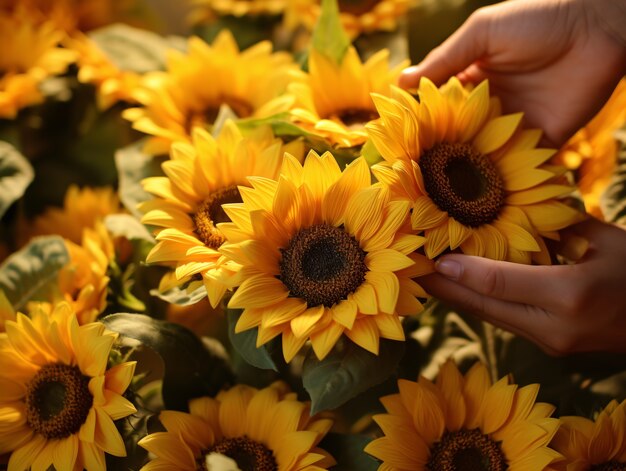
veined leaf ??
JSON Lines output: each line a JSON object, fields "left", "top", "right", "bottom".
{"left": 115, "top": 139, "right": 165, "bottom": 219}
{"left": 150, "top": 279, "right": 208, "bottom": 306}
{"left": 312, "top": 0, "right": 351, "bottom": 65}
{"left": 0, "top": 141, "right": 34, "bottom": 219}
{"left": 101, "top": 313, "right": 234, "bottom": 410}
{"left": 0, "top": 236, "right": 69, "bottom": 311}
{"left": 104, "top": 213, "right": 155, "bottom": 244}
{"left": 303, "top": 338, "right": 404, "bottom": 414}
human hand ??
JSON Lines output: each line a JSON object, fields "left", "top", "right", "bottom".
{"left": 399, "top": 0, "right": 626, "bottom": 147}
{"left": 417, "top": 217, "right": 626, "bottom": 356}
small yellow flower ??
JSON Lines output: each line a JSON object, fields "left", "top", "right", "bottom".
{"left": 284, "top": 0, "right": 412, "bottom": 39}
{"left": 219, "top": 150, "right": 432, "bottom": 362}
{"left": 369, "top": 79, "right": 583, "bottom": 263}
{"left": 287, "top": 46, "right": 408, "bottom": 148}
{"left": 551, "top": 399, "right": 626, "bottom": 470}
{"left": 0, "top": 302, "right": 137, "bottom": 471}
{"left": 189, "top": 0, "right": 288, "bottom": 23}
{"left": 366, "top": 359, "right": 563, "bottom": 470}
{"left": 123, "top": 30, "right": 298, "bottom": 155}
{"left": 0, "top": 8, "right": 77, "bottom": 119}
{"left": 554, "top": 79, "right": 626, "bottom": 219}
{"left": 139, "top": 382, "right": 335, "bottom": 471}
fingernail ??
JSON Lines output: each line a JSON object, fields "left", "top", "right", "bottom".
{"left": 435, "top": 260, "right": 462, "bottom": 280}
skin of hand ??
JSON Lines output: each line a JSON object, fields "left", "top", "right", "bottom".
{"left": 418, "top": 217, "right": 626, "bottom": 356}
{"left": 399, "top": 0, "right": 626, "bottom": 147}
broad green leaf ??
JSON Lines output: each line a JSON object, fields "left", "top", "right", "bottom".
{"left": 0, "top": 141, "right": 34, "bottom": 219}
{"left": 361, "top": 139, "right": 383, "bottom": 167}
{"left": 101, "top": 313, "right": 234, "bottom": 410}
{"left": 104, "top": 213, "right": 155, "bottom": 244}
{"left": 236, "top": 113, "right": 317, "bottom": 138}
{"left": 150, "top": 279, "right": 208, "bottom": 306}
{"left": 303, "top": 338, "right": 405, "bottom": 414}
{"left": 319, "top": 433, "right": 379, "bottom": 471}
{"left": 226, "top": 308, "right": 278, "bottom": 371}
{"left": 88, "top": 23, "right": 173, "bottom": 73}
{"left": 0, "top": 236, "right": 69, "bottom": 311}
{"left": 312, "top": 0, "right": 351, "bottom": 65}
{"left": 115, "top": 140, "right": 165, "bottom": 219}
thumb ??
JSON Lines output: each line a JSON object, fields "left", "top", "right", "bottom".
{"left": 399, "top": 10, "right": 489, "bottom": 89}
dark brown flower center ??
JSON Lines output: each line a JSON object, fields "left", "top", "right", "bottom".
{"left": 185, "top": 96, "right": 253, "bottom": 133}
{"left": 339, "top": 0, "right": 381, "bottom": 15}
{"left": 427, "top": 428, "right": 508, "bottom": 471}
{"left": 279, "top": 224, "right": 367, "bottom": 307}
{"left": 420, "top": 142, "right": 506, "bottom": 227}
{"left": 25, "top": 363, "right": 93, "bottom": 439}
{"left": 193, "top": 185, "right": 243, "bottom": 249}
{"left": 332, "top": 108, "right": 379, "bottom": 131}
{"left": 201, "top": 437, "right": 277, "bottom": 471}
{"left": 590, "top": 462, "right": 626, "bottom": 471}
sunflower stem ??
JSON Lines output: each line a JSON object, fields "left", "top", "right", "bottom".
{"left": 482, "top": 322, "right": 498, "bottom": 383}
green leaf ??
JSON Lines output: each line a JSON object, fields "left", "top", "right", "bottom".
{"left": 88, "top": 23, "right": 173, "bottom": 73}
{"left": 101, "top": 313, "right": 235, "bottom": 410}
{"left": 302, "top": 338, "right": 405, "bottom": 414}
{"left": 361, "top": 139, "right": 383, "bottom": 167}
{"left": 104, "top": 213, "right": 155, "bottom": 244}
{"left": 0, "top": 141, "right": 34, "bottom": 219}
{"left": 0, "top": 236, "right": 69, "bottom": 311}
{"left": 312, "top": 0, "right": 351, "bottom": 65}
{"left": 236, "top": 113, "right": 317, "bottom": 139}
{"left": 115, "top": 140, "right": 165, "bottom": 219}
{"left": 226, "top": 308, "right": 278, "bottom": 371}
{"left": 602, "top": 128, "right": 626, "bottom": 224}
{"left": 319, "top": 433, "right": 379, "bottom": 471}
{"left": 150, "top": 279, "right": 208, "bottom": 306}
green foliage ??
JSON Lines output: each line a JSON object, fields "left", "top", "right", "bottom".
{"left": 88, "top": 23, "right": 175, "bottom": 73}
{"left": 312, "top": 0, "right": 351, "bottom": 65}
{"left": 0, "top": 141, "right": 33, "bottom": 219}
{"left": 104, "top": 213, "right": 155, "bottom": 245}
{"left": 226, "top": 308, "right": 278, "bottom": 371}
{"left": 101, "top": 313, "right": 235, "bottom": 410}
{"left": 302, "top": 338, "right": 405, "bottom": 414}
{"left": 320, "top": 433, "right": 379, "bottom": 471}
{"left": 602, "top": 128, "right": 626, "bottom": 224}
{"left": 0, "top": 236, "right": 69, "bottom": 311}
{"left": 150, "top": 280, "right": 208, "bottom": 306}
{"left": 115, "top": 140, "right": 165, "bottom": 219}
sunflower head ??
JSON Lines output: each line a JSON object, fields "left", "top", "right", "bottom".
{"left": 141, "top": 121, "right": 297, "bottom": 308}
{"left": 123, "top": 30, "right": 298, "bottom": 156}
{"left": 287, "top": 45, "right": 408, "bottom": 148}
{"left": 369, "top": 78, "right": 584, "bottom": 263}
{"left": 218, "top": 150, "right": 432, "bottom": 362}
{"left": 139, "top": 381, "right": 335, "bottom": 471}
{"left": 551, "top": 399, "right": 626, "bottom": 469}
{"left": 284, "top": 0, "right": 412, "bottom": 38}
{"left": 365, "top": 359, "right": 563, "bottom": 470}
{"left": 0, "top": 302, "right": 137, "bottom": 470}
{"left": 0, "top": 7, "right": 77, "bottom": 119}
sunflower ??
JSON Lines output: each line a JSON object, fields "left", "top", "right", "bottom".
{"left": 122, "top": 30, "right": 298, "bottom": 156}
{"left": 287, "top": 46, "right": 408, "bottom": 148}
{"left": 68, "top": 33, "right": 141, "bottom": 110}
{"left": 369, "top": 79, "right": 583, "bottom": 263}
{"left": 365, "top": 359, "right": 563, "bottom": 470}
{"left": 0, "top": 302, "right": 137, "bottom": 471}
{"left": 551, "top": 399, "right": 626, "bottom": 470}
{"left": 141, "top": 122, "right": 299, "bottom": 308}
{"left": 0, "top": 8, "right": 77, "bottom": 119}
{"left": 20, "top": 185, "right": 121, "bottom": 246}
{"left": 218, "top": 150, "right": 432, "bottom": 362}
{"left": 284, "top": 0, "right": 411, "bottom": 39}
{"left": 189, "top": 0, "right": 287, "bottom": 23}
{"left": 554, "top": 79, "right": 626, "bottom": 219}
{"left": 139, "top": 381, "right": 335, "bottom": 471}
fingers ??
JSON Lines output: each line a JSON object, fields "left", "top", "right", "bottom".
{"left": 399, "top": 9, "right": 490, "bottom": 89}
{"left": 431, "top": 254, "right": 572, "bottom": 312}
{"left": 418, "top": 273, "right": 563, "bottom": 355}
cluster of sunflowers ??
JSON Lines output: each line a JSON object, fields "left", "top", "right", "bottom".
{"left": 1, "top": 0, "right": 626, "bottom": 470}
